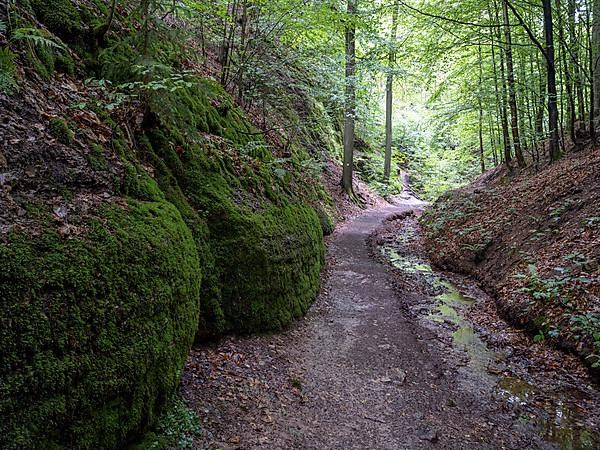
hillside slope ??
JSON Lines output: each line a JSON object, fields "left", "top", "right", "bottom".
{"left": 421, "top": 148, "right": 600, "bottom": 372}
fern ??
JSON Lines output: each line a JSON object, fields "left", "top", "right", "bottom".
{"left": 11, "top": 28, "right": 67, "bottom": 51}
{"left": 0, "top": 47, "right": 17, "bottom": 93}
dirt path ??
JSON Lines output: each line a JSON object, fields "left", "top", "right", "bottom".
{"left": 182, "top": 198, "right": 583, "bottom": 449}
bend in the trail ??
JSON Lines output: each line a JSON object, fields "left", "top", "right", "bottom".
{"left": 183, "top": 195, "right": 561, "bottom": 449}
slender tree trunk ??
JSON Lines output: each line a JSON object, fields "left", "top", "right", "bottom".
{"left": 588, "top": 4, "right": 597, "bottom": 142}
{"left": 568, "top": 0, "right": 585, "bottom": 126}
{"left": 478, "top": 44, "right": 486, "bottom": 173}
{"left": 593, "top": 0, "right": 600, "bottom": 116}
{"left": 503, "top": 0, "right": 526, "bottom": 167}
{"left": 535, "top": 52, "right": 547, "bottom": 145}
{"left": 557, "top": 0, "right": 577, "bottom": 145}
{"left": 489, "top": 111, "right": 499, "bottom": 166}
{"left": 141, "top": 0, "right": 151, "bottom": 57}
{"left": 384, "top": 3, "right": 399, "bottom": 182}
{"left": 491, "top": 5, "right": 512, "bottom": 165}
{"left": 342, "top": 0, "right": 357, "bottom": 196}
{"left": 220, "top": 0, "right": 239, "bottom": 86}
{"left": 499, "top": 40, "right": 513, "bottom": 165}
{"left": 96, "top": 0, "right": 117, "bottom": 43}
{"left": 543, "top": 0, "right": 561, "bottom": 161}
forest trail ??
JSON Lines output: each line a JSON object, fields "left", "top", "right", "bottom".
{"left": 182, "top": 195, "right": 569, "bottom": 449}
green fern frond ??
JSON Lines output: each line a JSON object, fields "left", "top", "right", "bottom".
{"left": 11, "top": 27, "right": 67, "bottom": 51}
{"left": 0, "top": 47, "right": 17, "bottom": 93}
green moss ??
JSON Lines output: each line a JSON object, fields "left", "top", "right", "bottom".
{"left": 132, "top": 394, "right": 200, "bottom": 450}
{"left": 148, "top": 79, "right": 259, "bottom": 149}
{"left": 143, "top": 127, "right": 324, "bottom": 336}
{"left": 55, "top": 52, "right": 75, "bottom": 76}
{"left": 30, "top": 0, "right": 85, "bottom": 42}
{"left": 49, "top": 118, "right": 74, "bottom": 145}
{"left": 315, "top": 205, "right": 335, "bottom": 236}
{"left": 24, "top": 46, "right": 54, "bottom": 79}
{"left": 87, "top": 144, "right": 108, "bottom": 171}
{"left": 0, "top": 200, "right": 201, "bottom": 449}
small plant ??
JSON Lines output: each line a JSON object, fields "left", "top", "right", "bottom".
{"left": 240, "top": 141, "right": 271, "bottom": 161}
{"left": 514, "top": 264, "right": 564, "bottom": 302}
{"left": 570, "top": 314, "right": 600, "bottom": 368}
{"left": 0, "top": 46, "right": 17, "bottom": 93}
{"left": 134, "top": 395, "right": 201, "bottom": 449}
{"left": 49, "top": 118, "right": 74, "bottom": 145}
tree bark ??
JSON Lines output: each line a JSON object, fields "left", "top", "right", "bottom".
{"left": 496, "top": 26, "right": 513, "bottom": 164}
{"left": 384, "top": 3, "right": 399, "bottom": 182}
{"left": 593, "top": 0, "right": 600, "bottom": 116}
{"left": 557, "top": 0, "right": 577, "bottom": 145}
{"left": 478, "top": 44, "right": 486, "bottom": 173}
{"left": 503, "top": 0, "right": 526, "bottom": 167}
{"left": 342, "top": 0, "right": 357, "bottom": 196}
{"left": 491, "top": 4, "right": 512, "bottom": 165}
{"left": 543, "top": 0, "right": 561, "bottom": 161}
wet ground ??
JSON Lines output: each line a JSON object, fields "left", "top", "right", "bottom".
{"left": 182, "top": 195, "right": 599, "bottom": 449}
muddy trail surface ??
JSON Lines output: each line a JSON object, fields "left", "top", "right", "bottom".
{"left": 182, "top": 195, "right": 599, "bottom": 449}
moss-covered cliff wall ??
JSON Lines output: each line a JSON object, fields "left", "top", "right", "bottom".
{"left": 0, "top": 1, "right": 331, "bottom": 447}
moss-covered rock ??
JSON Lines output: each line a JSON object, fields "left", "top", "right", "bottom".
{"left": 137, "top": 78, "right": 325, "bottom": 337}
{"left": 49, "top": 117, "right": 74, "bottom": 145}
{"left": 30, "top": 0, "right": 85, "bottom": 42}
{"left": 0, "top": 199, "right": 201, "bottom": 449}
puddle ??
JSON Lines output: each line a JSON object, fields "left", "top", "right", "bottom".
{"left": 428, "top": 279, "right": 497, "bottom": 378}
{"left": 383, "top": 248, "right": 433, "bottom": 274}
{"left": 381, "top": 244, "right": 600, "bottom": 449}
{"left": 498, "top": 377, "right": 600, "bottom": 449}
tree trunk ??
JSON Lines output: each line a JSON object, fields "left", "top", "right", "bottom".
{"left": 503, "top": 0, "right": 526, "bottom": 167}
{"left": 491, "top": 5, "right": 512, "bottom": 165}
{"left": 588, "top": 3, "right": 597, "bottom": 142}
{"left": 384, "top": 3, "right": 399, "bottom": 182}
{"left": 557, "top": 0, "right": 577, "bottom": 145}
{"left": 568, "top": 0, "right": 585, "bottom": 125}
{"left": 478, "top": 44, "right": 485, "bottom": 173}
{"left": 342, "top": 0, "right": 357, "bottom": 196}
{"left": 499, "top": 36, "right": 513, "bottom": 165}
{"left": 543, "top": 0, "right": 561, "bottom": 161}
{"left": 593, "top": 0, "right": 600, "bottom": 116}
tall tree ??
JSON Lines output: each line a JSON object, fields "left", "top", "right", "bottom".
{"left": 384, "top": 2, "right": 400, "bottom": 182}
{"left": 543, "top": 0, "right": 561, "bottom": 160}
{"left": 342, "top": 0, "right": 357, "bottom": 195}
{"left": 478, "top": 43, "right": 486, "bottom": 173}
{"left": 593, "top": 0, "right": 600, "bottom": 116}
{"left": 502, "top": 0, "right": 526, "bottom": 167}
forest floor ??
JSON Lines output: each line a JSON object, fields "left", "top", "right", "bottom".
{"left": 182, "top": 193, "right": 599, "bottom": 449}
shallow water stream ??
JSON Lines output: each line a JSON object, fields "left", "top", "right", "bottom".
{"left": 382, "top": 246, "right": 600, "bottom": 450}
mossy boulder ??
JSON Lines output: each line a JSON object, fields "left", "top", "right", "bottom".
{"left": 0, "top": 200, "right": 201, "bottom": 449}
{"left": 30, "top": 0, "right": 86, "bottom": 42}
{"left": 137, "top": 78, "right": 326, "bottom": 337}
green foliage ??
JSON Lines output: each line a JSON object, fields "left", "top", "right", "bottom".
{"left": 143, "top": 123, "right": 325, "bottom": 336}
{"left": 87, "top": 144, "right": 108, "bottom": 171}
{"left": 515, "top": 264, "right": 565, "bottom": 302}
{"left": 0, "top": 47, "right": 17, "bottom": 93}
{"left": 48, "top": 118, "right": 74, "bottom": 145}
{"left": 11, "top": 26, "right": 74, "bottom": 78}
{"left": 29, "top": 0, "right": 85, "bottom": 41}
{"left": 571, "top": 315, "right": 600, "bottom": 368}
{"left": 11, "top": 27, "right": 67, "bottom": 51}
{"left": 0, "top": 200, "right": 201, "bottom": 449}
{"left": 132, "top": 395, "right": 201, "bottom": 450}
